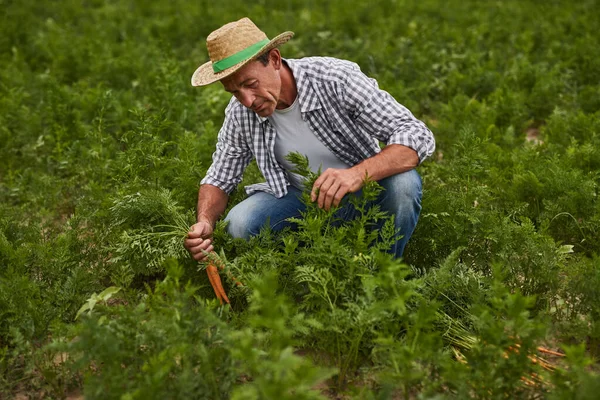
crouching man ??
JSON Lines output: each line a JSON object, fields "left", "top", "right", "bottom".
{"left": 184, "top": 18, "right": 435, "bottom": 260}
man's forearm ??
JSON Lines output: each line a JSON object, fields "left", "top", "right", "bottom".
{"left": 196, "top": 184, "right": 229, "bottom": 226}
{"left": 351, "top": 144, "right": 419, "bottom": 182}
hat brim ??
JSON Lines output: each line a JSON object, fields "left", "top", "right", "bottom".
{"left": 191, "top": 31, "right": 294, "bottom": 87}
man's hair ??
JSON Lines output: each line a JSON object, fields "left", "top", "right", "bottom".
{"left": 256, "top": 48, "right": 276, "bottom": 66}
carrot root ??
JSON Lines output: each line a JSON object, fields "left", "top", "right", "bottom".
{"left": 206, "top": 263, "right": 228, "bottom": 304}
{"left": 537, "top": 347, "right": 565, "bottom": 357}
{"left": 204, "top": 253, "right": 245, "bottom": 304}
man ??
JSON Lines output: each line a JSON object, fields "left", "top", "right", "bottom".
{"left": 184, "top": 18, "right": 435, "bottom": 261}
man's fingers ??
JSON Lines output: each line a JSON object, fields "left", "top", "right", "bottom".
{"left": 187, "top": 221, "right": 213, "bottom": 239}
{"left": 194, "top": 245, "right": 214, "bottom": 261}
{"left": 332, "top": 187, "right": 347, "bottom": 207}
{"left": 187, "top": 226, "right": 208, "bottom": 238}
{"left": 311, "top": 170, "right": 330, "bottom": 202}
{"left": 317, "top": 177, "right": 335, "bottom": 208}
{"left": 311, "top": 180, "right": 321, "bottom": 202}
{"left": 193, "top": 251, "right": 213, "bottom": 261}
{"left": 190, "top": 238, "right": 212, "bottom": 253}
{"left": 323, "top": 181, "right": 342, "bottom": 210}
{"left": 191, "top": 240, "right": 213, "bottom": 261}
{"left": 185, "top": 238, "right": 204, "bottom": 248}
{"left": 312, "top": 169, "right": 361, "bottom": 209}
{"left": 185, "top": 221, "right": 215, "bottom": 261}
{"left": 187, "top": 229, "right": 202, "bottom": 239}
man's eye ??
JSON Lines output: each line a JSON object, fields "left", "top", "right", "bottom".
{"left": 247, "top": 81, "right": 258, "bottom": 88}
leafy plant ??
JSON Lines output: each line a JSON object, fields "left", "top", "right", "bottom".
{"left": 2, "top": 0, "right": 600, "bottom": 397}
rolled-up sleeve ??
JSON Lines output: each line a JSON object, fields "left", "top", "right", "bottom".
{"left": 341, "top": 66, "right": 435, "bottom": 163}
{"left": 200, "top": 110, "right": 253, "bottom": 194}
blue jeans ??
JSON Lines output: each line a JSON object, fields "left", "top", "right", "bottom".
{"left": 224, "top": 169, "right": 422, "bottom": 258}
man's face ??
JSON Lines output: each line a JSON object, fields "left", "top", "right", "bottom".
{"left": 221, "top": 51, "right": 282, "bottom": 118}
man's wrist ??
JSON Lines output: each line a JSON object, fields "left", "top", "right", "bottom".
{"left": 350, "top": 164, "right": 369, "bottom": 185}
{"left": 197, "top": 214, "right": 214, "bottom": 226}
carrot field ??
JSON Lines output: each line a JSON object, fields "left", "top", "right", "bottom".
{"left": 1, "top": 0, "right": 600, "bottom": 398}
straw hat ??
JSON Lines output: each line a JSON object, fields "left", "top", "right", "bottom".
{"left": 191, "top": 18, "right": 294, "bottom": 87}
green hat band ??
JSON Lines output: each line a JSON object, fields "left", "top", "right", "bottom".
{"left": 212, "top": 39, "right": 270, "bottom": 73}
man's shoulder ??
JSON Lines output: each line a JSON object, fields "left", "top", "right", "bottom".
{"left": 286, "top": 56, "right": 362, "bottom": 84}
{"left": 224, "top": 96, "right": 243, "bottom": 115}
{"left": 223, "top": 95, "right": 256, "bottom": 121}
{"left": 220, "top": 96, "right": 259, "bottom": 130}
{"left": 287, "top": 56, "right": 361, "bottom": 70}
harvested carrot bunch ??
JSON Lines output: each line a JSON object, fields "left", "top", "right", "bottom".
{"left": 206, "top": 262, "right": 229, "bottom": 304}
{"left": 204, "top": 253, "right": 243, "bottom": 305}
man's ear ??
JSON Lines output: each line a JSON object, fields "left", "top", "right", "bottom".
{"left": 269, "top": 49, "right": 282, "bottom": 70}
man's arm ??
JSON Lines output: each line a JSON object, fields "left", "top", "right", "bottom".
{"left": 185, "top": 100, "right": 252, "bottom": 260}
{"left": 197, "top": 184, "right": 229, "bottom": 226}
{"left": 312, "top": 61, "right": 434, "bottom": 210}
{"left": 349, "top": 144, "right": 418, "bottom": 181}
{"left": 184, "top": 184, "right": 229, "bottom": 261}
{"left": 338, "top": 60, "right": 435, "bottom": 163}
{"left": 312, "top": 144, "right": 418, "bottom": 210}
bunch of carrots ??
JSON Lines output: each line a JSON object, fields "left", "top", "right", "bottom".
{"left": 453, "top": 340, "right": 566, "bottom": 389}
{"left": 205, "top": 255, "right": 242, "bottom": 305}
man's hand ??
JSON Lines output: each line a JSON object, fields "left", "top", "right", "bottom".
{"left": 184, "top": 220, "right": 214, "bottom": 261}
{"left": 311, "top": 168, "right": 364, "bottom": 210}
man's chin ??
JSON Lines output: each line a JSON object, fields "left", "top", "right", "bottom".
{"left": 256, "top": 106, "right": 274, "bottom": 117}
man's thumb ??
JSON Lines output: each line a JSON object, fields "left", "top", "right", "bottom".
{"left": 187, "top": 224, "right": 202, "bottom": 238}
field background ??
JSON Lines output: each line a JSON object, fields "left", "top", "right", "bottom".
{"left": 1, "top": 0, "right": 600, "bottom": 398}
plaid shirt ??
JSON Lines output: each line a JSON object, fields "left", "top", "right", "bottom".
{"left": 201, "top": 56, "right": 435, "bottom": 198}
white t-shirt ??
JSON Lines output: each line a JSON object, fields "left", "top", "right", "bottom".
{"left": 269, "top": 97, "right": 349, "bottom": 189}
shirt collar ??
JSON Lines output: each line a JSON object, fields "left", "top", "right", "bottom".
{"left": 285, "top": 58, "right": 322, "bottom": 113}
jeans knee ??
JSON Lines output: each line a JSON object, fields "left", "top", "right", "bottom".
{"left": 224, "top": 207, "right": 260, "bottom": 240}
{"left": 380, "top": 170, "right": 422, "bottom": 211}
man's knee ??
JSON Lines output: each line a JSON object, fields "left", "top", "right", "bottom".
{"left": 224, "top": 203, "right": 263, "bottom": 240}
{"left": 224, "top": 188, "right": 305, "bottom": 240}
{"left": 380, "top": 169, "right": 422, "bottom": 209}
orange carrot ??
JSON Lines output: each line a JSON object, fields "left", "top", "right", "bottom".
{"left": 206, "top": 263, "right": 223, "bottom": 304}
{"left": 203, "top": 250, "right": 244, "bottom": 304}
{"left": 537, "top": 347, "right": 565, "bottom": 357}
{"left": 206, "top": 262, "right": 230, "bottom": 304}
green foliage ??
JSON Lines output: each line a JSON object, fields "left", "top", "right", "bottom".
{"left": 229, "top": 271, "right": 334, "bottom": 400}
{"left": 108, "top": 188, "right": 195, "bottom": 278}
{"left": 50, "top": 262, "right": 332, "bottom": 400}
{"left": 439, "top": 272, "right": 549, "bottom": 398}
{"left": 554, "top": 255, "right": 600, "bottom": 358}
{"left": 57, "top": 261, "right": 238, "bottom": 400}
{"left": 75, "top": 286, "right": 121, "bottom": 320}
{"left": 548, "top": 344, "right": 600, "bottom": 400}
{"left": 2, "top": 0, "right": 600, "bottom": 397}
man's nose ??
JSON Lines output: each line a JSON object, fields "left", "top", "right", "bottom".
{"left": 238, "top": 90, "right": 255, "bottom": 109}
